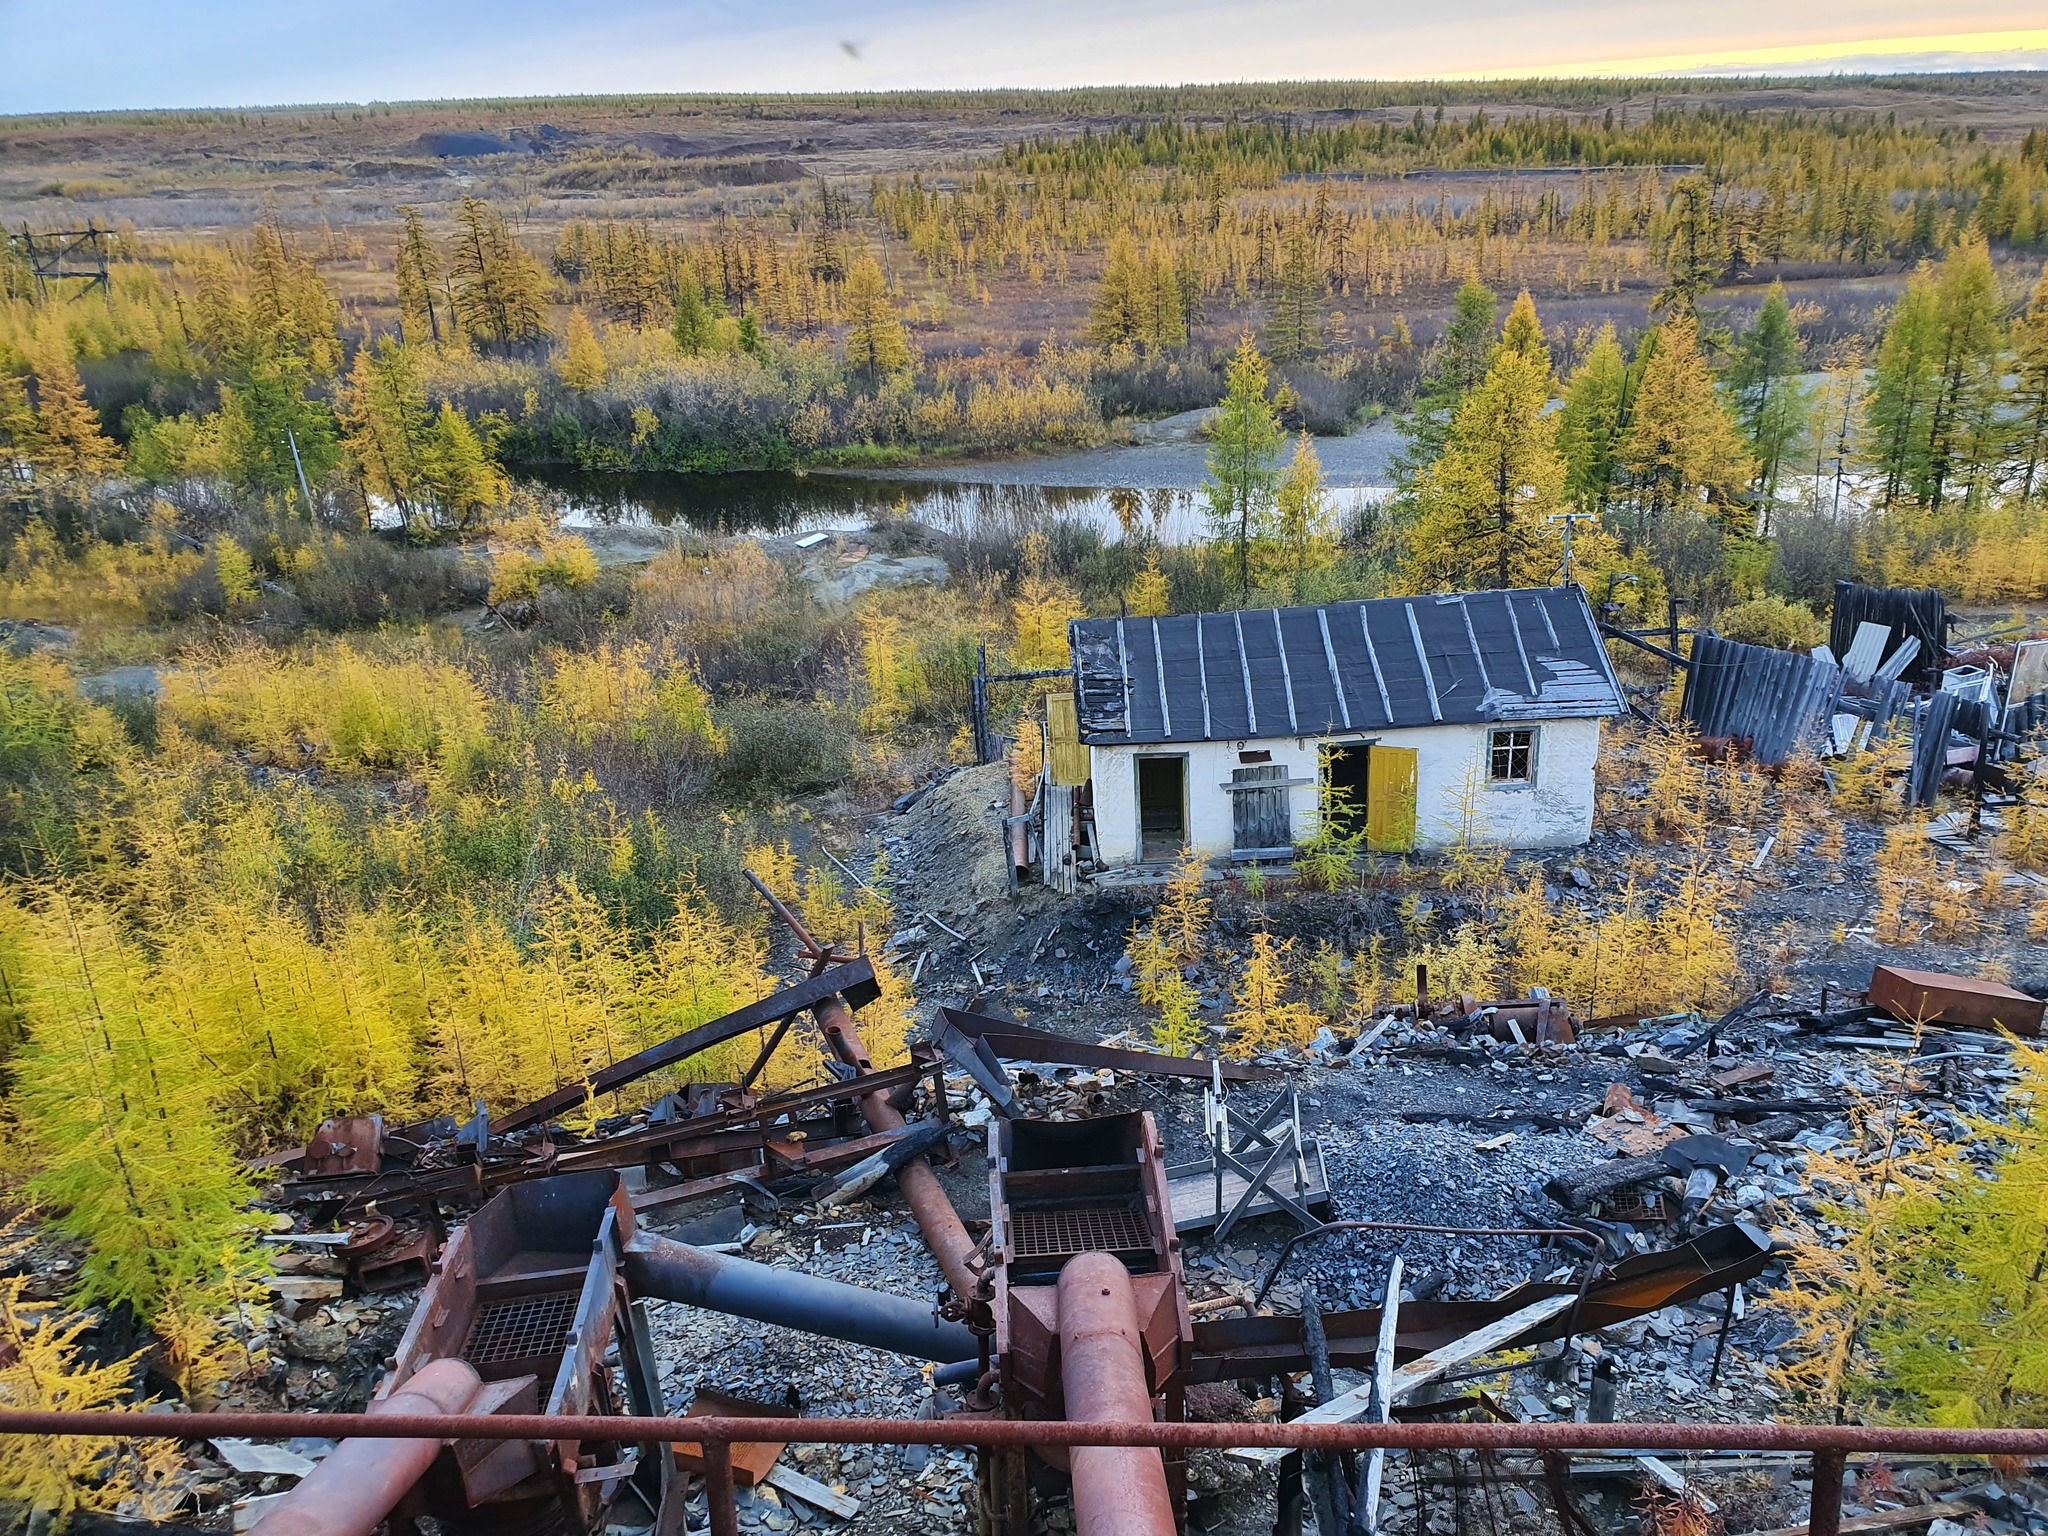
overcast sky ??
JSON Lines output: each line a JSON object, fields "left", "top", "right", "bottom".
{"left": 1, "top": 0, "right": 2044, "bottom": 114}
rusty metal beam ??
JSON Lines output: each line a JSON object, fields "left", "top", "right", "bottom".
{"left": 938, "top": 1007, "right": 1276, "bottom": 1084}
{"left": 492, "top": 960, "right": 880, "bottom": 1135}
{"left": 1059, "top": 1253, "right": 1178, "bottom": 1536}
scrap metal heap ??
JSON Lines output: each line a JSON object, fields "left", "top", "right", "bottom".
{"left": 249, "top": 877, "right": 1795, "bottom": 1536}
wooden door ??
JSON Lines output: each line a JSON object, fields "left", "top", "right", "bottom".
{"left": 1230, "top": 764, "right": 1293, "bottom": 858}
{"left": 1365, "top": 745, "right": 1417, "bottom": 853}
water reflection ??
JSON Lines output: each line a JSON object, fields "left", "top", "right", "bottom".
{"left": 520, "top": 467, "right": 1385, "bottom": 545}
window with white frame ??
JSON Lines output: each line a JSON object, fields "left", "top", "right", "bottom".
{"left": 1487, "top": 727, "right": 1536, "bottom": 785}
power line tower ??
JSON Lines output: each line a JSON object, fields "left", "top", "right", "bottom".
{"left": 6, "top": 223, "right": 111, "bottom": 304}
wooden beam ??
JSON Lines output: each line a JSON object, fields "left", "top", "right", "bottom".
{"left": 1731, "top": 1500, "right": 1974, "bottom": 1536}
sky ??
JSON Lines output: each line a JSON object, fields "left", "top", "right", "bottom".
{"left": 1, "top": 0, "right": 2045, "bottom": 114}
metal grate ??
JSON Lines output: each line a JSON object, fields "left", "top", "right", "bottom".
{"left": 464, "top": 1290, "right": 580, "bottom": 1366}
{"left": 1605, "top": 1193, "right": 1672, "bottom": 1225}
{"left": 1010, "top": 1204, "right": 1152, "bottom": 1259}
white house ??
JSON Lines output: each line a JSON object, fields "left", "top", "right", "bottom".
{"left": 1063, "top": 587, "right": 1626, "bottom": 868}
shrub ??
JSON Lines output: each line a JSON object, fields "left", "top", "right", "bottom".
{"left": 1716, "top": 595, "right": 1827, "bottom": 651}
{"left": 162, "top": 639, "right": 492, "bottom": 775}
{"left": 711, "top": 697, "right": 854, "bottom": 801}
{"left": 289, "top": 537, "right": 488, "bottom": 629}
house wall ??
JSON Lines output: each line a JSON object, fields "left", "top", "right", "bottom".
{"left": 1089, "top": 717, "right": 1603, "bottom": 866}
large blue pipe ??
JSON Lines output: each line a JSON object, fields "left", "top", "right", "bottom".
{"left": 622, "top": 1230, "right": 979, "bottom": 1365}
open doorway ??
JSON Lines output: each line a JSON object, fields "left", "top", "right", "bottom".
{"left": 1320, "top": 742, "right": 1370, "bottom": 829}
{"left": 1135, "top": 754, "right": 1187, "bottom": 862}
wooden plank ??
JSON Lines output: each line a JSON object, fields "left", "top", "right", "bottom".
{"left": 1236, "top": 1295, "right": 1577, "bottom": 1467}
{"left": 1046, "top": 693, "right": 1090, "bottom": 787}
{"left": 1168, "top": 1162, "right": 1331, "bottom": 1234}
{"left": 766, "top": 1464, "right": 863, "bottom": 1519}
{"left": 1731, "top": 1499, "right": 1973, "bottom": 1536}
{"left": 1362, "top": 1257, "right": 1403, "bottom": 1535}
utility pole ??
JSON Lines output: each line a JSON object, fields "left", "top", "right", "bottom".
{"left": 1546, "top": 511, "right": 1597, "bottom": 587}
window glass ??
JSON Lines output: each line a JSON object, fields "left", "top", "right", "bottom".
{"left": 1488, "top": 727, "right": 1535, "bottom": 784}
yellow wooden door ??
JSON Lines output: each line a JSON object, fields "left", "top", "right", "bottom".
{"left": 1366, "top": 745, "right": 1418, "bottom": 853}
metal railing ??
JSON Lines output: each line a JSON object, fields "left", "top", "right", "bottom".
{"left": 2, "top": 1410, "right": 2043, "bottom": 1536}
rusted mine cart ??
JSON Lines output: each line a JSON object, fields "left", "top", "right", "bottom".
{"left": 982, "top": 1111, "right": 1192, "bottom": 1536}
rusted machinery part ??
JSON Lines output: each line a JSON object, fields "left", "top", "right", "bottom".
{"left": 814, "top": 991, "right": 982, "bottom": 1302}
{"left": 619, "top": 1229, "right": 979, "bottom": 1364}
{"left": 249, "top": 1357, "right": 482, "bottom": 1536}
{"left": 1058, "top": 1253, "right": 1178, "bottom": 1536}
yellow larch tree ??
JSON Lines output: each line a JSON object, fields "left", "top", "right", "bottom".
{"left": 1226, "top": 930, "right": 1318, "bottom": 1058}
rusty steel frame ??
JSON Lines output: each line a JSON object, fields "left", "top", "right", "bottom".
{"left": 7, "top": 1408, "right": 2043, "bottom": 1536}
{"left": 746, "top": 869, "right": 984, "bottom": 1303}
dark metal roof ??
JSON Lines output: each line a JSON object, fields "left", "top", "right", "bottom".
{"left": 1071, "top": 588, "right": 1625, "bottom": 745}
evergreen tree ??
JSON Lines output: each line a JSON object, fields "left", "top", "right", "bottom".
{"left": 1203, "top": 335, "right": 1284, "bottom": 603}
{"left": 416, "top": 403, "right": 507, "bottom": 533}
{"left": 1865, "top": 265, "right": 1943, "bottom": 509}
{"left": 1618, "top": 316, "right": 1754, "bottom": 546}
{"left": 211, "top": 346, "right": 338, "bottom": 503}
{"left": 28, "top": 352, "right": 119, "bottom": 487}
{"left": 842, "top": 257, "right": 911, "bottom": 391}
{"left": 1125, "top": 551, "right": 1171, "bottom": 617}
{"left": 1264, "top": 227, "right": 1324, "bottom": 364}
{"left": 1273, "top": 433, "right": 1336, "bottom": 600}
{"left": 1657, "top": 176, "right": 1727, "bottom": 318}
{"left": 2013, "top": 262, "right": 2048, "bottom": 502}
{"left": 1402, "top": 346, "right": 1568, "bottom": 592}
{"left": 1147, "top": 247, "right": 1187, "bottom": 350}
{"left": 1498, "top": 289, "right": 1548, "bottom": 369}
{"left": 448, "top": 196, "right": 550, "bottom": 348}
{"left": 1922, "top": 237, "right": 2008, "bottom": 511}
{"left": 338, "top": 340, "right": 431, "bottom": 528}
{"left": 395, "top": 206, "right": 443, "bottom": 348}
{"left": 670, "top": 262, "right": 714, "bottom": 356}
{"left": 1393, "top": 277, "right": 1498, "bottom": 492}
{"left": 1086, "top": 234, "right": 1154, "bottom": 349}
{"left": 562, "top": 310, "right": 608, "bottom": 394}
{"left": 1724, "top": 283, "right": 1813, "bottom": 524}
{"left": 0, "top": 370, "right": 39, "bottom": 479}
{"left": 1556, "top": 325, "right": 1627, "bottom": 516}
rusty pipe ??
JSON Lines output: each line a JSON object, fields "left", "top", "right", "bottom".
{"left": 250, "top": 1357, "right": 482, "bottom": 1536}
{"left": 1009, "top": 777, "right": 1029, "bottom": 876}
{"left": 813, "top": 990, "right": 981, "bottom": 1301}
{"left": 1058, "top": 1253, "right": 1178, "bottom": 1536}
{"left": 620, "top": 1229, "right": 978, "bottom": 1363}
{"left": 16, "top": 1410, "right": 2048, "bottom": 1457}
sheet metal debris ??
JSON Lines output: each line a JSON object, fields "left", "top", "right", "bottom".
{"left": 1868, "top": 964, "right": 2045, "bottom": 1038}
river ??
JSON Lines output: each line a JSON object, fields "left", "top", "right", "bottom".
{"left": 522, "top": 420, "right": 1403, "bottom": 544}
